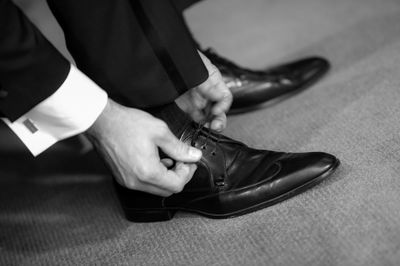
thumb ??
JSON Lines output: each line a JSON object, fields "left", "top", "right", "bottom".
{"left": 157, "top": 129, "right": 202, "bottom": 162}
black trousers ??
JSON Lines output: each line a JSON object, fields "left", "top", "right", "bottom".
{"left": 47, "top": 0, "right": 208, "bottom": 109}
{"left": 0, "top": 0, "right": 206, "bottom": 120}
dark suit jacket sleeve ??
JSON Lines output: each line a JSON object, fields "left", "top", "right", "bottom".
{"left": 0, "top": 0, "right": 70, "bottom": 121}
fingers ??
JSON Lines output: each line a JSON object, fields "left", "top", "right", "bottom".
{"left": 176, "top": 51, "right": 232, "bottom": 125}
{"left": 197, "top": 72, "right": 233, "bottom": 116}
{"left": 210, "top": 83, "right": 232, "bottom": 116}
{"left": 196, "top": 77, "right": 231, "bottom": 131}
{"left": 191, "top": 89, "right": 208, "bottom": 111}
{"left": 210, "top": 113, "right": 227, "bottom": 132}
{"left": 156, "top": 126, "right": 202, "bottom": 163}
{"left": 128, "top": 182, "right": 173, "bottom": 197}
{"left": 166, "top": 162, "right": 198, "bottom": 190}
{"left": 133, "top": 161, "right": 198, "bottom": 196}
{"left": 129, "top": 122, "right": 200, "bottom": 196}
{"left": 90, "top": 102, "right": 200, "bottom": 198}
{"left": 113, "top": 169, "right": 172, "bottom": 197}
{"left": 120, "top": 142, "right": 199, "bottom": 196}
{"left": 161, "top": 158, "right": 174, "bottom": 168}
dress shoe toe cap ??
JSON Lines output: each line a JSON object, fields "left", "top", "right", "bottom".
{"left": 273, "top": 152, "right": 339, "bottom": 191}
{"left": 286, "top": 57, "right": 330, "bottom": 81}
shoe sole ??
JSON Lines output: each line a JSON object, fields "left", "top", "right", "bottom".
{"left": 123, "top": 158, "right": 340, "bottom": 222}
{"left": 228, "top": 62, "right": 330, "bottom": 115}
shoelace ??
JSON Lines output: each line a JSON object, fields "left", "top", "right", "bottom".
{"left": 190, "top": 121, "right": 226, "bottom": 187}
{"left": 190, "top": 122, "right": 221, "bottom": 156}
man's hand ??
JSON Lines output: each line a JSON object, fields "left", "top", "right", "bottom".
{"left": 86, "top": 99, "right": 202, "bottom": 197}
{"left": 175, "top": 51, "right": 233, "bottom": 132}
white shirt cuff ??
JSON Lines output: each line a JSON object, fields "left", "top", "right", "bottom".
{"left": 1, "top": 64, "right": 108, "bottom": 156}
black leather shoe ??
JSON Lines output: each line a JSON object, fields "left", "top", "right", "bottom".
{"left": 202, "top": 48, "right": 330, "bottom": 114}
{"left": 114, "top": 123, "right": 340, "bottom": 222}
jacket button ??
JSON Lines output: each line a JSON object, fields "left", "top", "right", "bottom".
{"left": 0, "top": 90, "right": 8, "bottom": 98}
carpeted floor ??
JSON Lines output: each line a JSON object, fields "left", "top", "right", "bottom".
{"left": 1, "top": 0, "right": 400, "bottom": 265}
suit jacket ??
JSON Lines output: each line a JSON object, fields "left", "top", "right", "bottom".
{"left": 0, "top": 0, "right": 207, "bottom": 121}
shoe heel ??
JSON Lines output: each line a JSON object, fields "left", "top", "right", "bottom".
{"left": 113, "top": 180, "right": 176, "bottom": 222}
{"left": 124, "top": 208, "right": 176, "bottom": 223}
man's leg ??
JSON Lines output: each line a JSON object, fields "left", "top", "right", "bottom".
{"left": 49, "top": 0, "right": 340, "bottom": 222}
{"left": 46, "top": 0, "right": 208, "bottom": 196}
{"left": 47, "top": 0, "right": 208, "bottom": 110}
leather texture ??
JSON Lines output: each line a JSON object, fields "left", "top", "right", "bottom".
{"left": 114, "top": 122, "right": 340, "bottom": 222}
{"left": 202, "top": 49, "right": 330, "bottom": 113}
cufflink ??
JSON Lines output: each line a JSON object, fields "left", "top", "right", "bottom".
{"left": 23, "top": 119, "right": 38, "bottom": 134}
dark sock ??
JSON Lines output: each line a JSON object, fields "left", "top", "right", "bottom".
{"left": 147, "top": 102, "right": 192, "bottom": 137}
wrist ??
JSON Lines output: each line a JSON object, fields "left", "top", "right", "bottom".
{"left": 86, "top": 97, "right": 113, "bottom": 139}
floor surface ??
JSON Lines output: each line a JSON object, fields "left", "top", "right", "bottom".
{"left": 1, "top": 0, "right": 400, "bottom": 265}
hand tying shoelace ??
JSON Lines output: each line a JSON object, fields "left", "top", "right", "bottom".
{"left": 190, "top": 101, "right": 223, "bottom": 156}
{"left": 115, "top": 103, "right": 340, "bottom": 222}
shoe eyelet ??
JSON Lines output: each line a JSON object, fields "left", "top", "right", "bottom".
{"left": 201, "top": 145, "right": 207, "bottom": 150}
{"left": 211, "top": 151, "right": 216, "bottom": 156}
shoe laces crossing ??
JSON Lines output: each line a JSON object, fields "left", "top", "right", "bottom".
{"left": 190, "top": 121, "right": 226, "bottom": 187}
{"left": 191, "top": 121, "right": 221, "bottom": 156}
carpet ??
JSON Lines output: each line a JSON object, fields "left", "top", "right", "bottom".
{"left": 1, "top": 0, "right": 400, "bottom": 265}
